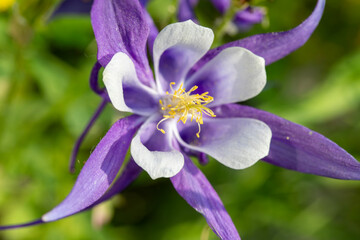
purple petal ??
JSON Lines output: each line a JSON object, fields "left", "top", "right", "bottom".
{"left": 159, "top": 45, "right": 204, "bottom": 90}
{"left": 177, "top": 0, "right": 199, "bottom": 22}
{"left": 91, "top": 0, "right": 154, "bottom": 87}
{"left": 213, "top": 104, "right": 360, "bottom": 180}
{"left": 211, "top": 0, "right": 230, "bottom": 14}
{"left": 153, "top": 21, "right": 213, "bottom": 93}
{"left": 192, "top": 0, "right": 325, "bottom": 71}
{"left": 171, "top": 155, "right": 240, "bottom": 239}
{"left": 51, "top": 0, "right": 93, "bottom": 18}
{"left": 42, "top": 115, "right": 143, "bottom": 222}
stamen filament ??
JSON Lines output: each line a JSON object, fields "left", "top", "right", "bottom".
{"left": 157, "top": 82, "right": 216, "bottom": 138}
{"left": 156, "top": 118, "right": 167, "bottom": 134}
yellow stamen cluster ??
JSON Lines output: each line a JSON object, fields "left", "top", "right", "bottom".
{"left": 157, "top": 82, "right": 216, "bottom": 138}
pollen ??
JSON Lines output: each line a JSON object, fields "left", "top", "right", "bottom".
{"left": 157, "top": 82, "right": 216, "bottom": 138}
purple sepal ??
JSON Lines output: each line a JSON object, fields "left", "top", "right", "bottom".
{"left": 91, "top": 0, "right": 154, "bottom": 87}
{"left": 42, "top": 115, "right": 142, "bottom": 222}
{"left": 214, "top": 104, "right": 360, "bottom": 180}
{"left": 233, "top": 7, "right": 265, "bottom": 31}
{"left": 192, "top": 0, "right": 325, "bottom": 72}
{"left": 211, "top": 0, "right": 230, "bottom": 14}
{"left": 171, "top": 155, "right": 240, "bottom": 240}
{"left": 177, "top": 0, "right": 199, "bottom": 22}
{"left": 0, "top": 159, "right": 142, "bottom": 230}
{"left": 90, "top": 158, "right": 142, "bottom": 206}
{"left": 51, "top": 0, "right": 93, "bottom": 18}
{"left": 69, "top": 98, "right": 108, "bottom": 173}
{"left": 0, "top": 219, "right": 44, "bottom": 230}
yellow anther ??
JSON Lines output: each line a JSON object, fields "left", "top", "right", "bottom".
{"left": 189, "top": 86, "right": 198, "bottom": 92}
{"left": 157, "top": 82, "right": 216, "bottom": 138}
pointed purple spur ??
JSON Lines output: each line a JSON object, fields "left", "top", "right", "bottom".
{"left": 192, "top": 0, "right": 325, "bottom": 72}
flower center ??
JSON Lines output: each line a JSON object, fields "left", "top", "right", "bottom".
{"left": 157, "top": 82, "right": 216, "bottom": 138}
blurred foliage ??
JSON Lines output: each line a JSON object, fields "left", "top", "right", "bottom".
{"left": 0, "top": 0, "right": 360, "bottom": 239}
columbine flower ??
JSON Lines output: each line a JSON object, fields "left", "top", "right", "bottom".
{"left": 102, "top": 20, "right": 271, "bottom": 180}
{"left": 55, "top": 0, "right": 326, "bottom": 174}
{"left": 3, "top": 0, "right": 360, "bottom": 239}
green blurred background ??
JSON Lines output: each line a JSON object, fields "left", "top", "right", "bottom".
{"left": 0, "top": 0, "right": 359, "bottom": 239}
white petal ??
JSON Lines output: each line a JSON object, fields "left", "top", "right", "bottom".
{"left": 175, "top": 118, "right": 272, "bottom": 169}
{"left": 153, "top": 20, "right": 214, "bottom": 92}
{"left": 131, "top": 116, "right": 184, "bottom": 179}
{"left": 103, "top": 52, "right": 159, "bottom": 115}
{"left": 185, "top": 47, "right": 266, "bottom": 106}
